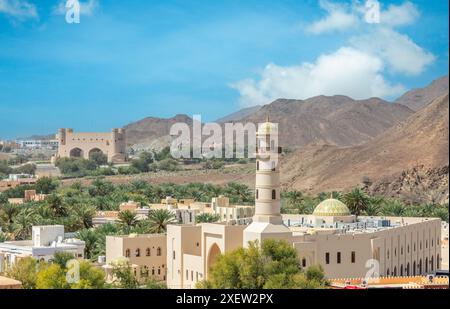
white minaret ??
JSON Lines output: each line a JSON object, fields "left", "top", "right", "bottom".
{"left": 243, "top": 117, "right": 291, "bottom": 246}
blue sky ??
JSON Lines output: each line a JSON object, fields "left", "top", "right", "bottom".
{"left": 0, "top": 0, "right": 448, "bottom": 139}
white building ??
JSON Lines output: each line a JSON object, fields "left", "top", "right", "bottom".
{"left": 0, "top": 225, "right": 85, "bottom": 272}
{"left": 16, "top": 139, "right": 58, "bottom": 150}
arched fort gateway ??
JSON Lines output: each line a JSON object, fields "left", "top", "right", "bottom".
{"left": 54, "top": 128, "right": 127, "bottom": 163}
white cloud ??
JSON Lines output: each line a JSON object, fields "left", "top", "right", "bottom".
{"left": 350, "top": 27, "right": 435, "bottom": 75}
{"left": 53, "top": 0, "right": 99, "bottom": 16}
{"left": 305, "top": 0, "right": 358, "bottom": 34}
{"left": 381, "top": 1, "right": 419, "bottom": 27}
{"left": 0, "top": 0, "right": 38, "bottom": 19}
{"left": 232, "top": 47, "right": 406, "bottom": 107}
{"left": 232, "top": 1, "right": 435, "bottom": 106}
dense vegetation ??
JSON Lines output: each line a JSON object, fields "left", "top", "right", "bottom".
{"left": 198, "top": 239, "right": 328, "bottom": 289}
{"left": 2, "top": 252, "right": 166, "bottom": 289}
{"left": 281, "top": 188, "right": 449, "bottom": 222}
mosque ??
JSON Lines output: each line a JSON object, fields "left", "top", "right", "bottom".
{"left": 166, "top": 119, "right": 442, "bottom": 288}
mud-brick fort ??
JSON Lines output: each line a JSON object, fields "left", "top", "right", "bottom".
{"left": 53, "top": 128, "right": 127, "bottom": 163}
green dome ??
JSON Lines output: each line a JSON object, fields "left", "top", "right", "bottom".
{"left": 313, "top": 198, "right": 351, "bottom": 216}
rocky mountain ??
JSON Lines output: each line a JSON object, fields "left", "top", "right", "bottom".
{"left": 396, "top": 75, "right": 448, "bottom": 111}
{"left": 215, "top": 105, "right": 262, "bottom": 123}
{"left": 239, "top": 96, "right": 414, "bottom": 148}
{"left": 124, "top": 114, "right": 192, "bottom": 146}
{"left": 281, "top": 93, "right": 449, "bottom": 202}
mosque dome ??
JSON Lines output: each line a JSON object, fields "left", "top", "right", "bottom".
{"left": 313, "top": 198, "right": 351, "bottom": 217}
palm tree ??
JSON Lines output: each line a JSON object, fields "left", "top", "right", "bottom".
{"left": 76, "top": 229, "right": 98, "bottom": 260}
{"left": 382, "top": 200, "right": 406, "bottom": 217}
{"left": 147, "top": 209, "right": 176, "bottom": 234}
{"left": 196, "top": 213, "right": 220, "bottom": 223}
{"left": 45, "top": 194, "right": 67, "bottom": 216}
{"left": 74, "top": 204, "right": 96, "bottom": 229}
{"left": 13, "top": 208, "right": 36, "bottom": 240}
{"left": 118, "top": 210, "right": 139, "bottom": 229}
{"left": 343, "top": 188, "right": 370, "bottom": 216}
{"left": 225, "top": 182, "right": 252, "bottom": 204}
{"left": 284, "top": 191, "right": 303, "bottom": 208}
{"left": 364, "top": 196, "right": 385, "bottom": 216}
{"left": 0, "top": 203, "right": 19, "bottom": 233}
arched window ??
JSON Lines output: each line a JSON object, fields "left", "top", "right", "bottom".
{"left": 431, "top": 256, "right": 434, "bottom": 271}
{"left": 157, "top": 247, "right": 162, "bottom": 256}
{"left": 256, "top": 161, "right": 259, "bottom": 171}
{"left": 413, "top": 261, "right": 416, "bottom": 276}
{"left": 437, "top": 254, "right": 440, "bottom": 269}
{"left": 152, "top": 268, "right": 155, "bottom": 275}
{"left": 425, "top": 258, "right": 428, "bottom": 273}
{"left": 256, "top": 189, "right": 259, "bottom": 199}
{"left": 125, "top": 249, "right": 130, "bottom": 258}
{"left": 146, "top": 248, "right": 151, "bottom": 257}
{"left": 272, "top": 189, "right": 276, "bottom": 200}
{"left": 393, "top": 267, "right": 397, "bottom": 276}
{"left": 400, "top": 265, "right": 403, "bottom": 276}
{"left": 302, "top": 258, "right": 306, "bottom": 268}
{"left": 386, "top": 268, "right": 390, "bottom": 276}
{"left": 158, "top": 267, "right": 161, "bottom": 275}
{"left": 135, "top": 248, "right": 140, "bottom": 257}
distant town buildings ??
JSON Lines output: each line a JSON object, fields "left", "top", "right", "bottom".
{"left": 0, "top": 225, "right": 85, "bottom": 273}
{"left": 53, "top": 128, "right": 127, "bottom": 163}
{"left": 0, "top": 174, "right": 38, "bottom": 192}
{"left": 16, "top": 139, "right": 58, "bottom": 150}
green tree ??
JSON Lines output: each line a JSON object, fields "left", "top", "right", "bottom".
{"left": 343, "top": 188, "right": 370, "bottom": 216}
{"left": 36, "top": 263, "right": 68, "bottom": 289}
{"left": 13, "top": 208, "right": 36, "bottom": 240}
{"left": 89, "top": 152, "right": 108, "bottom": 166}
{"left": 5, "top": 257, "right": 40, "bottom": 289}
{"left": 35, "top": 177, "right": 59, "bottom": 194}
{"left": 198, "top": 239, "right": 328, "bottom": 289}
{"left": 76, "top": 229, "right": 99, "bottom": 260}
{"left": 111, "top": 260, "right": 140, "bottom": 289}
{"left": 45, "top": 193, "right": 67, "bottom": 216}
{"left": 196, "top": 213, "right": 220, "bottom": 223}
{"left": 118, "top": 210, "right": 139, "bottom": 230}
{"left": 147, "top": 209, "right": 176, "bottom": 233}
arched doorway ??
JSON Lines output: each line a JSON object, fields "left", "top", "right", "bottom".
{"left": 400, "top": 265, "right": 403, "bottom": 276}
{"left": 425, "top": 258, "right": 428, "bottom": 273}
{"left": 437, "top": 254, "right": 440, "bottom": 269}
{"left": 206, "top": 243, "right": 222, "bottom": 279}
{"left": 413, "top": 261, "right": 416, "bottom": 276}
{"left": 393, "top": 267, "right": 397, "bottom": 276}
{"left": 419, "top": 259, "right": 422, "bottom": 274}
{"left": 88, "top": 148, "right": 106, "bottom": 163}
{"left": 69, "top": 148, "right": 83, "bottom": 158}
{"left": 406, "top": 263, "right": 410, "bottom": 276}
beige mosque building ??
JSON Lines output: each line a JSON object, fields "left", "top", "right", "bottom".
{"left": 53, "top": 128, "right": 127, "bottom": 163}
{"left": 165, "top": 119, "right": 443, "bottom": 288}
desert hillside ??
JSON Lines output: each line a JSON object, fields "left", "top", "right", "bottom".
{"left": 281, "top": 94, "right": 449, "bottom": 200}
{"left": 396, "top": 75, "right": 449, "bottom": 111}
{"left": 240, "top": 96, "right": 413, "bottom": 148}
{"left": 124, "top": 114, "right": 192, "bottom": 146}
